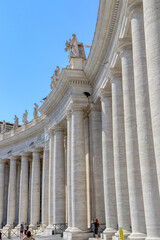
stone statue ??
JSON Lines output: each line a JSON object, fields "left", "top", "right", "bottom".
{"left": 1, "top": 120, "right": 6, "bottom": 134}
{"left": 22, "top": 110, "right": 28, "bottom": 124}
{"left": 33, "top": 103, "right": 39, "bottom": 119}
{"left": 65, "top": 34, "right": 86, "bottom": 60}
{"left": 13, "top": 115, "right": 19, "bottom": 130}
{"left": 50, "top": 66, "right": 60, "bottom": 90}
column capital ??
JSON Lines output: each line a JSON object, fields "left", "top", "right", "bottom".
{"left": 9, "top": 156, "right": 18, "bottom": 161}
{"left": 117, "top": 37, "right": 132, "bottom": 56}
{"left": 109, "top": 68, "right": 122, "bottom": 83}
{"left": 21, "top": 152, "right": 31, "bottom": 157}
{"left": 66, "top": 110, "right": 72, "bottom": 119}
{"left": 70, "top": 104, "right": 84, "bottom": 113}
{"left": 54, "top": 126, "right": 64, "bottom": 133}
{"left": 31, "top": 148, "right": 42, "bottom": 153}
{"left": 127, "top": 0, "right": 143, "bottom": 19}
{"left": 89, "top": 103, "right": 101, "bottom": 113}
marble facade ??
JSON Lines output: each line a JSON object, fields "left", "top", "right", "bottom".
{"left": 1, "top": 1, "right": 160, "bottom": 240}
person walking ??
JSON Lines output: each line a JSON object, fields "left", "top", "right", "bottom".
{"left": 20, "top": 224, "right": 24, "bottom": 240}
{"left": 23, "top": 231, "right": 35, "bottom": 240}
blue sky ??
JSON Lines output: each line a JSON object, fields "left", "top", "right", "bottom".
{"left": 0, "top": 0, "right": 99, "bottom": 124}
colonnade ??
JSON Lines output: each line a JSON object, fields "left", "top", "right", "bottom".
{"left": 1, "top": 1, "right": 160, "bottom": 240}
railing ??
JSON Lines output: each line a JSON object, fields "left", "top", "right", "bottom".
{"left": 53, "top": 223, "right": 68, "bottom": 235}
{"left": 0, "top": 224, "right": 45, "bottom": 239}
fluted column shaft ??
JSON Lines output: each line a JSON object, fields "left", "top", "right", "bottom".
{"left": 53, "top": 128, "right": 65, "bottom": 224}
{"left": 130, "top": 4, "right": 160, "bottom": 239}
{"left": 101, "top": 89, "right": 117, "bottom": 237}
{"left": 89, "top": 106, "right": 105, "bottom": 223}
{"left": 71, "top": 108, "right": 87, "bottom": 232}
{"left": 48, "top": 131, "right": 54, "bottom": 227}
{"left": 66, "top": 114, "right": 72, "bottom": 230}
{"left": 0, "top": 162, "right": 5, "bottom": 228}
{"left": 30, "top": 150, "right": 40, "bottom": 226}
{"left": 42, "top": 148, "right": 49, "bottom": 226}
{"left": 143, "top": 0, "right": 160, "bottom": 193}
{"left": 119, "top": 40, "right": 146, "bottom": 238}
{"left": 7, "top": 157, "right": 17, "bottom": 227}
{"left": 19, "top": 154, "right": 29, "bottom": 224}
{"left": 110, "top": 71, "right": 131, "bottom": 234}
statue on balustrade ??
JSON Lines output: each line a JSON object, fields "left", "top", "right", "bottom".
{"left": 13, "top": 115, "right": 19, "bottom": 130}
{"left": 50, "top": 66, "right": 60, "bottom": 90}
{"left": 65, "top": 33, "right": 86, "bottom": 60}
{"left": 1, "top": 120, "right": 6, "bottom": 134}
{"left": 33, "top": 103, "right": 39, "bottom": 119}
{"left": 22, "top": 110, "right": 28, "bottom": 125}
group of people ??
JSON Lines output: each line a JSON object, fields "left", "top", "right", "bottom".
{"left": 20, "top": 223, "right": 35, "bottom": 240}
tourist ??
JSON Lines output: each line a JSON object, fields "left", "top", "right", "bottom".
{"left": 20, "top": 224, "right": 24, "bottom": 240}
{"left": 24, "top": 223, "right": 28, "bottom": 235}
{"left": 92, "top": 218, "right": 100, "bottom": 239}
{"left": 0, "top": 230, "right": 2, "bottom": 240}
{"left": 23, "top": 231, "right": 35, "bottom": 240}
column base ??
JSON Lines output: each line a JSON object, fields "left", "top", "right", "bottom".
{"left": 63, "top": 231, "right": 93, "bottom": 240}
{"left": 113, "top": 230, "right": 130, "bottom": 240}
{"left": 65, "top": 227, "right": 72, "bottom": 232}
{"left": 43, "top": 225, "right": 55, "bottom": 236}
{"left": 3, "top": 224, "right": 14, "bottom": 229}
{"left": 103, "top": 228, "right": 116, "bottom": 240}
{"left": 128, "top": 233, "right": 146, "bottom": 240}
{"left": 146, "top": 238, "right": 160, "bottom": 240}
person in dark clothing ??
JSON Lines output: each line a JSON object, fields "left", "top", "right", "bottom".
{"left": 0, "top": 230, "right": 2, "bottom": 240}
{"left": 92, "top": 218, "right": 99, "bottom": 239}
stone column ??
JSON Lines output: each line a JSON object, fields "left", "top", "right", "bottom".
{"left": 66, "top": 114, "right": 72, "bottom": 231}
{"left": 30, "top": 149, "right": 41, "bottom": 226}
{"left": 89, "top": 105, "right": 105, "bottom": 224}
{"left": 4, "top": 164, "right": 9, "bottom": 226}
{"left": 84, "top": 115, "right": 91, "bottom": 229}
{"left": 16, "top": 162, "right": 20, "bottom": 225}
{"left": 110, "top": 69, "right": 131, "bottom": 236}
{"left": 28, "top": 159, "right": 32, "bottom": 224}
{"left": 6, "top": 156, "right": 17, "bottom": 227}
{"left": 0, "top": 161, "right": 5, "bottom": 228}
{"left": 100, "top": 87, "right": 117, "bottom": 239}
{"left": 118, "top": 38, "right": 146, "bottom": 239}
{"left": 70, "top": 107, "right": 87, "bottom": 232}
{"left": 53, "top": 127, "right": 65, "bottom": 224}
{"left": 129, "top": 2, "right": 160, "bottom": 239}
{"left": 143, "top": 0, "right": 160, "bottom": 194}
{"left": 19, "top": 153, "right": 29, "bottom": 225}
{"left": 48, "top": 130, "right": 54, "bottom": 228}
{"left": 42, "top": 148, "right": 49, "bottom": 226}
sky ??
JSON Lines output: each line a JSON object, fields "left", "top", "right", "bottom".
{"left": 0, "top": 0, "right": 99, "bottom": 124}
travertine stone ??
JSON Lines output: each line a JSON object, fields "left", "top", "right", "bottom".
{"left": 84, "top": 116, "right": 91, "bottom": 228}
{"left": 0, "top": 162, "right": 5, "bottom": 228}
{"left": 30, "top": 149, "right": 41, "bottom": 226}
{"left": 7, "top": 157, "right": 17, "bottom": 227}
{"left": 89, "top": 105, "right": 105, "bottom": 224}
{"left": 16, "top": 162, "right": 20, "bottom": 225}
{"left": 3, "top": 165, "right": 9, "bottom": 226}
{"left": 118, "top": 39, "right": 146, "bottom": 239}
{"left": 42, "top": 148, "right": 49, "bottom": 226}
{"left": 19, "top": 153, "right": 29, "bottom": 224}
{"left": 110, "top": 69, "right": 131, "bottom": 235}
{"left": 70, "top": 108, "right": 87, "bottom": 232}
{"left": 48, "top": 131, "right": 54, "bottom": 227}
{"left": 130, "top": 5, "right": 160, "bottom": 239}
{"left": 53, "top": 128, "right": 65, "bottom": 224}
{"left": 100, "top": 88, "right": 117, "bottom": 238}
{"left": 28, "top": 160, "right": 32, "bottom": 224}
{"left": 143, "top": 0, "right": 160, "bottom": 196}
{"left": 66, "top": 114, "right": 72, "bottom": 231}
